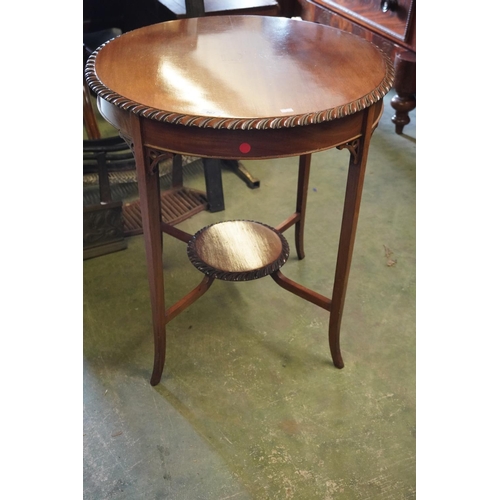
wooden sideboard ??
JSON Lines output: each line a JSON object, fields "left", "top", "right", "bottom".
{"left": 297, "top": 0, "right": 416, "bottom": 134}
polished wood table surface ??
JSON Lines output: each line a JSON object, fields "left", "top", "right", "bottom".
{"left": 85, "top": 15, "right": 394, "bottom": 385}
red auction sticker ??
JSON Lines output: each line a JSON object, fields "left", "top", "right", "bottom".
{"left": 239, "top": 143, "right": 251, "bottom": 154}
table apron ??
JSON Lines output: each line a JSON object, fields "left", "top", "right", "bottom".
{"left": 98, "top": 98, "right": 383, "bottom": 160}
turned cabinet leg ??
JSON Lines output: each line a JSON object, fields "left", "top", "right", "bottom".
{"left": 391, "top": 51, "right": 416, "bottom": 135}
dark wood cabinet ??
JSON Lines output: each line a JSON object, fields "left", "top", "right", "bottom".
{"left": 297, "top": 0, "right": 416, "bottom": 134}
{"left": 277, "top": 0, "right": 301, "bottom": 16}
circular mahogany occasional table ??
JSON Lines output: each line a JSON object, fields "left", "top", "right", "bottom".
{"left": 85, "top": 15, "right": 394, "bottom": 386}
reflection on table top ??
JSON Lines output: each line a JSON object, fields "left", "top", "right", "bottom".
{"left": 86, "top": 16, "right": 393, "bottom": 130}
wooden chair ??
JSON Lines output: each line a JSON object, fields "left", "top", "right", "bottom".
{"left": 83, "top": 29, "right": 128, "bottom": 258}
{"left": 83, "top": 29, "right": 206, "bottom": 256}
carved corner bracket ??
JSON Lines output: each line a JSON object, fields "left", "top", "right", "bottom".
{"left": 119, "top": 133, "right": 171, "bottom": 176}
{"left": 336, "top": 139, "right": 361, "bottom": 164}
{"left": 146, "top": 148, "right": 172, "bottom": 176}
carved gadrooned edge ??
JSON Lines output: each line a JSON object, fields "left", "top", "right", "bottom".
{"left": 187, "top": 220, "right": 290, "bottom": 282}
{"left": 85, "top": 41, "right": 394, "bottom": 131}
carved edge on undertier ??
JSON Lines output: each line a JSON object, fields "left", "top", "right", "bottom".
{"left": 84, "top": 41, "right": 395, "bottom": 131}
{"left": 187, "top": 220, "right": 290, "bottom": 281}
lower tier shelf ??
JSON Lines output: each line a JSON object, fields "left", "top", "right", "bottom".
{"left": 187, "top": 220, "right": 290, "bottom": 281}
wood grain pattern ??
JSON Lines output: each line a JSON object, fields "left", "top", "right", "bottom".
{"left": 297, "top": 0, "right": 415, "bottom": 135}
{"left": 306, "top": 0, "right": 414, "bottom": 43}
{"left": 187, "top": 220, "right": 289, "bottom": 281}
{"left": 85, "top": 16, "right": 393, "bottom": 130}
{"left": 87, "top": 16, "right": 394, "bottom": 385}
{"left": 100, "top": 98, "right": 384, "bottom": 160}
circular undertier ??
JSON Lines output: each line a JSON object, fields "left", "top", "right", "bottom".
{"left": 187, "top": 220, "right": 289, "bottom": 281}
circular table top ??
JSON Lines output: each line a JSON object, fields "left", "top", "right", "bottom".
{"left": 86, "top": 16, "right": 393, "bottom": 130}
